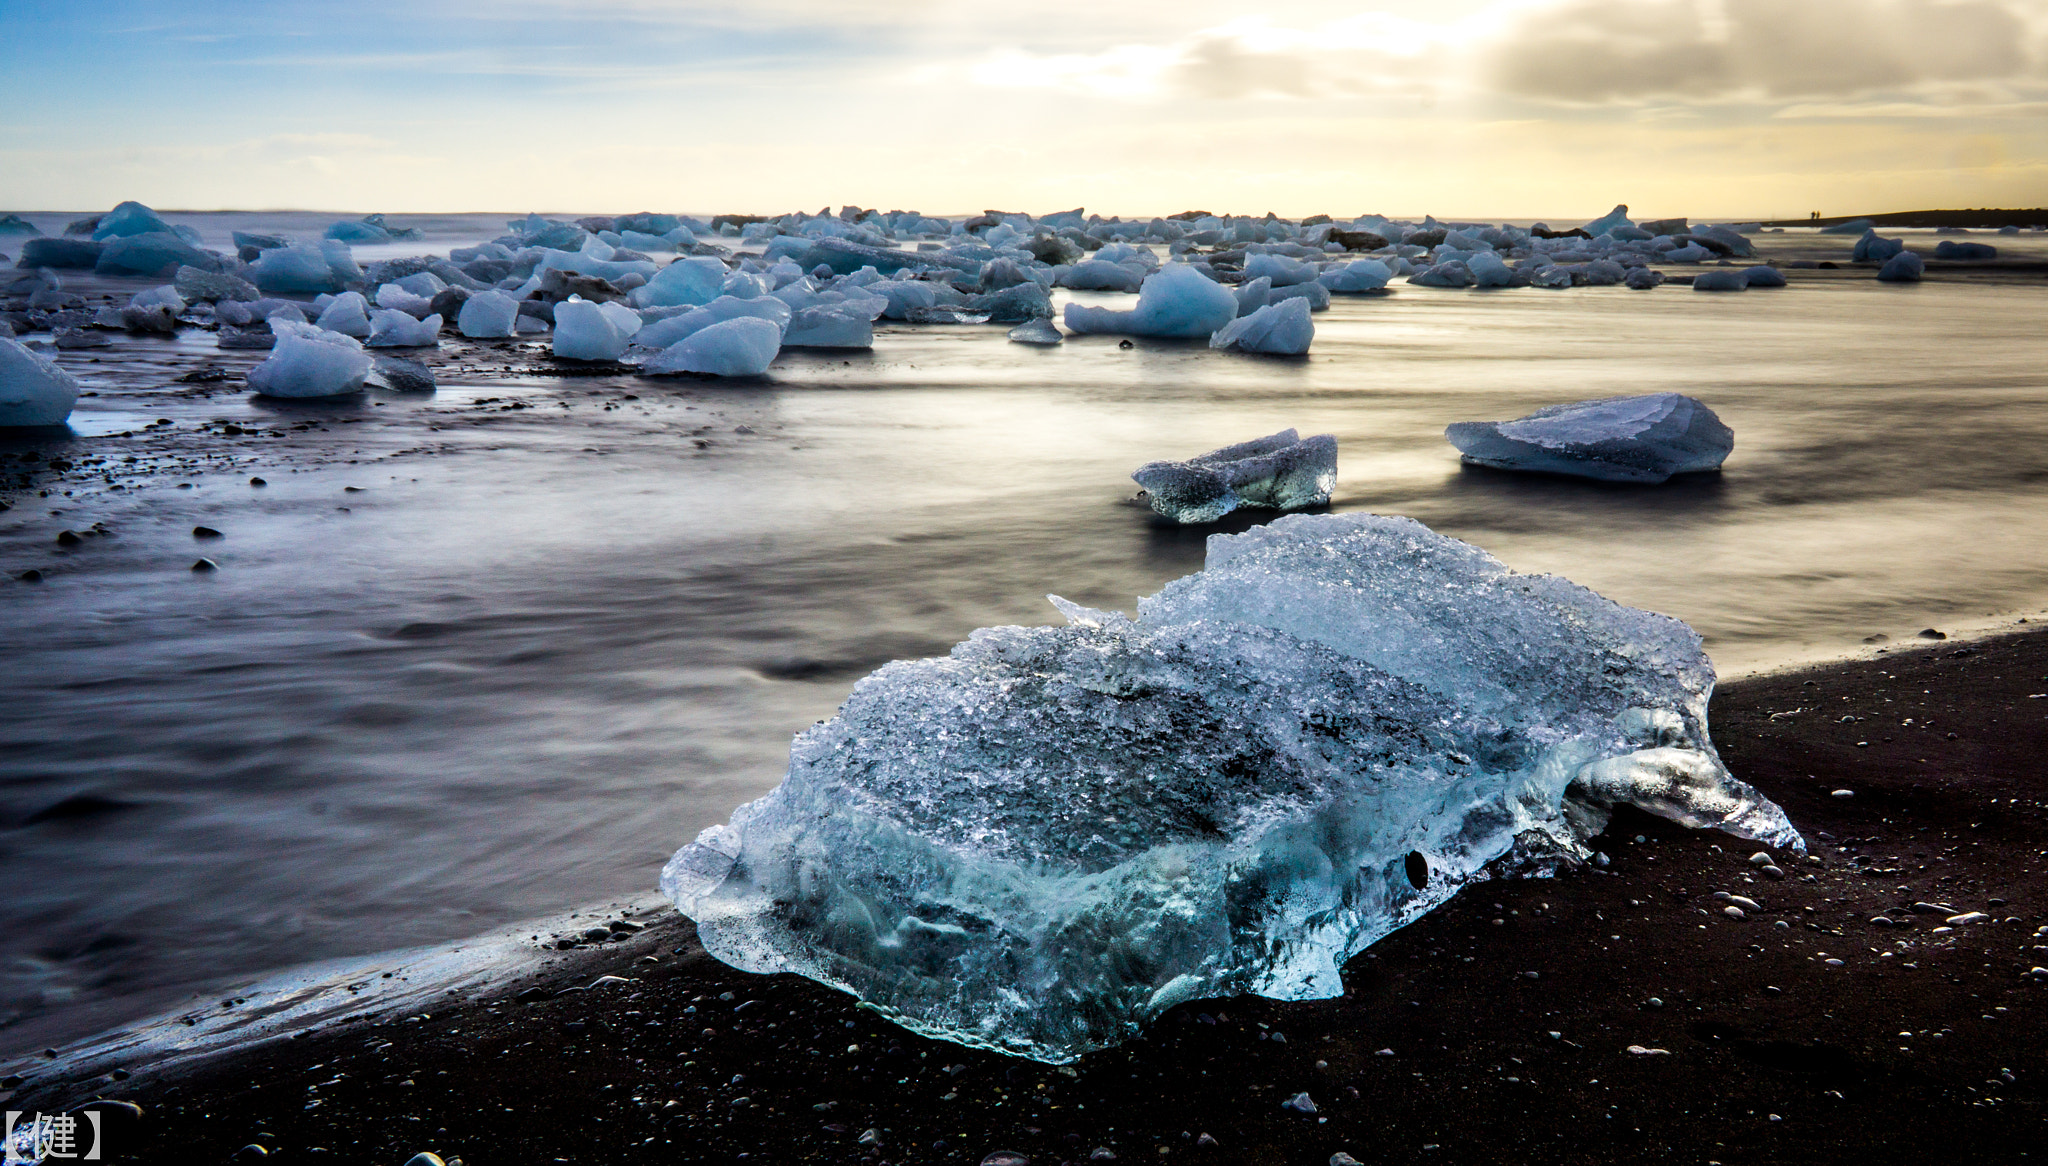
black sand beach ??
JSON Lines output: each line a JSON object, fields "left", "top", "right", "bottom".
{"left": 9, "top": 628, "right": 2044, "bottom": 1165}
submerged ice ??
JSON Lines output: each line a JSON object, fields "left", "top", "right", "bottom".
{"left": 663, "top": 514, "right": 1799, "bottom": 1062}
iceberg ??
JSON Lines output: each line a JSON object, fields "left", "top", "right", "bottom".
{"left": 663, "top": 512, "right": 1800, "bottom": 1063}
{"left": 456, "top": 289, "right": 521, "bottom": 338}
{"left": 91, "top": 200, "right": 178, "bottom": 240}
{"left": 1446, "top": 393, "right": 1732, "bottom": 484}
{"left": 553, "top": 298, "right": 642, "bottom": 361}
{"left": 247, "top": 320, "right": 373, "bottom": 398}
{"left": 1580, "top": 204, "right": 1634, "bottom": 236}
{"left": 1062, "top": 265, "right": 1237, "bottom": 339}
{"left": 1209, "top": 298, "right": 1314, "bottom": 356}
{"left": 0, "top": 337, "right": 82, "bottom": 426}
{"left": 642, "top": 316, "right": 782, "bottom": 377}
{"left": 1132, "top": 428, "right": 1336, "bottom": 523}
{"left": 366, "top": 309, "right": 441, "bottom": 347}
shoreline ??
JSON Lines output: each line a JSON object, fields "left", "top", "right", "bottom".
{"left": 7, "top": 625, "right": 2044, "bottom": 1163}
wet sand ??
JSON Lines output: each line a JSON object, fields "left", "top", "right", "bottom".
{"left": 7, "top": 628, "right": 2044, "bottom": 1165}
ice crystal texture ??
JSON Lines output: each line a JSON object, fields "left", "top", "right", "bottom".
{"left": 664, "top": 514, "right": 1799, "bottom": 1062}
{"left": 1133, "top": 429, "right": 1336, "bottom": 523}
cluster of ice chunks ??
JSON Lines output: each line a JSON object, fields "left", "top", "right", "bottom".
{"left": 247, "top": 320, "right": 373, "bottom": 398}
{"left": 1132, "top": 428, "right": 1337, "bottom": 522}
{"left": 1445, "top": 393, "right": 1733, "bottom": 484}
{"left": 663, "top": 513, "right": 1802, "bottom": 1062}
{"left": 0, "top": 337, "right": 82, "bottom": 426}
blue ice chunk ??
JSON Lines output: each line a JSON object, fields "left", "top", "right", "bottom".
{"left": 1691, "top": 269, "right": 1749, "bottom": 291}
{"left": 1447, "top": 392, "right": 1732, "bottom": 483}
{"left": 1933, "top": 240, "right": 1997, "bottom": 260}
{"left": 633, "top": 256, "right": 729, "bottom": 308}
{"left": 253, "top": 243, "right": 344, "bottom": 294}
{"left": 92, "top": 200, "right": 176, "bottom": 240}
{"left": 1062, "top": 265, "right": 1237, "bottom": 339}
{"left": 1852, "top": 230, "right": 1905, "bottom": 263}
{"left": 0, "top": 337, "right": 82, "bottom": 426}
{"left": 1209, "top": 298, "right": 1314, "bottom": 356}
{"left": 1876, "top": 251, "right": 1924, "bottom": 282}
{"left": 1819, "top": 218, "right": 1875, "bottom": 234}
{"left": 663, "top": 513, "right": 1800, "bottom": 1062}
{"left": 1740, "top": 265, "right": 1786, "bottom": 288}
{"left": 95, "top": 232, "right": 218, "bottom": 276}
{"left": 1133, "top": 428, "right": 1335, "bottom": 522}
{"left": 248, "top": 320, "right": 372, "bottom": 398}
{"left": 1579, "top": 204, "right": 1634, "bottom": 236}
{"left": 642, "top": 316, "right": 782, "bottom": 376}
{"left": 18, "top": 238, "right": 101, "bottom": 269}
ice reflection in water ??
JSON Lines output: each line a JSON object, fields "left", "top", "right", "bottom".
{"left": 1, "top": 223, "right": 2046, "bottom": 1056}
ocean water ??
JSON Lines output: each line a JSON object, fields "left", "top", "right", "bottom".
{"left": 3, "top": 212, "right": 2046, "bottom": 1056}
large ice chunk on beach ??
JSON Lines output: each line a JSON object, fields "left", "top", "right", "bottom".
{"left": 0, "top": 337, "right": 82, "bottom": 426}
{"left": 1133, "top": 428, "right": 1336, "bottom": 523}
{"left": 457, "top": 289, "right": 521, "bottom": 338}
{"left": 1063, "top": 264, "right": 1237, "bottom": 339}
{"left": 248, "top": 321, "right": 373, "bottom": 398}
{"left": 663, "top": 513, "right": 1800, "bottom": 1062}
{"left": 1446, "top": 393, "right": 1732, "bottom": 484}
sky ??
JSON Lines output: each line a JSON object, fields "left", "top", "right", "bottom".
{"left": 3, "top": 0, "right": 2046, "bottom": 220}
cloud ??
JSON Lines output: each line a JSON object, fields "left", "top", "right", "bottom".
{"left": 1488, "top": 0, "right": 2041, "bottom": 103}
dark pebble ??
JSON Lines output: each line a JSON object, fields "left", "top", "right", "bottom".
{"left": 16, "top": 569, "right": 42, "bottom": 582}
{"left": 193, "top": 526, "right": 223, "bottom": 538}
{"left": 1918, "top": 628, "right": 1947, "bottom": 640}
{"left": 249, "top": 477, "right": 266, "bottom": 486}
{"left": 56, "top": 529, "right": 82, "bottom": 546}
{"left": 191, "top": 558, "right": 218, "bottom": 572}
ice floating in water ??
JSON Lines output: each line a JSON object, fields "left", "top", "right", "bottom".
{"left": 1877, "top": 251, "right": 1924, "bottom": 282}
{"left": 1852, "top": 231, "right": 1905, "bottom": 263}
{"left": 0, "top": 337, "right": 82, "bottom": 426}
{"left": 457, "top": 290, "right": 521, "bottom": 338}
{"left": 1933, "top": 240, "right": 1997, "bottom": 260}
{"left": 1062, "top": 265, "right": 1237, "bottom": 339}
{"left": 247, "top": 321, "right": 373, "bottom": 398}
{"left": 552, "top": 298, "right": 642, "bottom": 361}
{"left": 642, "top": 316, "right": 782, "bottom": 377}
{"left": 1209, "top": 298, "right": 1314, "bottom": 356}
{"left": 1132, "top": 427, "right": 1337, "bottom": 523}
{"left": 1007, "top": 318, "right": 1063, "bottom": 345}
{"left": 1446, "top": 393, "right": 1732, "bottom": 484}
{"left": 662, "top": 512, "right": 1800, "bottom": 1062}
{"left": 1691, "top": 269, "right": 1749, "bottom": 292}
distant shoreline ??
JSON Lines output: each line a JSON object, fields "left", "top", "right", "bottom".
{"left": 1761, "top": 209, "right": 2048, "bottom": 229}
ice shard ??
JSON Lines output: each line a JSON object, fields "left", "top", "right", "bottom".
{"left": 1133, "top": 428, "right": 1337, "bottom": 523}
{"left": 663, "top": 514, "right": 1798, "bottom": 1063}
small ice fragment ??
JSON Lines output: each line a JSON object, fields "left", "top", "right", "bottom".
{"left": 0, "top": 337, "right": 83, "bottom": 426}
{"left": 247, "top": 320, "right": 372, "bottom": 398}
{"left": 1007, "top": 318, "right": 1063, "bottom": 345}
{"left": 1623, "top": 268, "right": 1664, "bottom": 290}
{"left": 1626, "top": 1045, "right": 1671, "bottom": 1056}
{"left": 1445, "top": 393, "right": 1733, "bottom": 484}
{"left": 1132, "top": 428, "right": 1336, "bottom": 523}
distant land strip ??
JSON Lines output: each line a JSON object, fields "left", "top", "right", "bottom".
{"left": 1762, "top": 209, "right": 2048, "bottom": 229}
